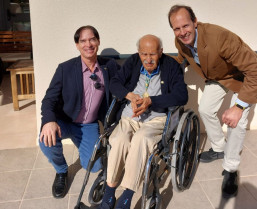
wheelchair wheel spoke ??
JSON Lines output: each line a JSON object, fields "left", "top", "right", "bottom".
{"left": 171, "top": 110, "right": 201, "bottom": 192}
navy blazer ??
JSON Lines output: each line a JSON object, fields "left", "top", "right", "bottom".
{"left": 41, "top": 56, "right": 120, "bottom": 127}
{"left": 110, "top": 53, "right": 188, "bottom": 114}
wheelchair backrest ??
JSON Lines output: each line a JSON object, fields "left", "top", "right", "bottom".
{"left": 161, "top": 106, "right": 184, "bottom": 148}
{"left": 104, "top": 98, "right": 121, "bottom": 130}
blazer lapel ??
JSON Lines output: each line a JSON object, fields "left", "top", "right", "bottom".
{"left": 74, "top": 56, "right": 83, "bottom": 103}
{"left": 178, "top": 41, "right": 207, "bottom": 79}
{"left": 197, "top": 23, "right": 208, "bottom": 77}
{"left": 98, "top": 57, "right": 109, "bottom": 106}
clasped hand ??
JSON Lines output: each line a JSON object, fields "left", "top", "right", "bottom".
{"left": 125, "top": 92, "right": 152, "bottom": 117}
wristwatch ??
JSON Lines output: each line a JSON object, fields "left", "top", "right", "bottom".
{"left": 235, "top": 103, "right": 246, "bottom": 110}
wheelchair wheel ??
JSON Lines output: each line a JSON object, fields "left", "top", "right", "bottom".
{"left": 171, "top": 110, "right": 200, "bottom": 192}
{"left": 88, "top": 174, "right": 106, "bottom": 206}
{"left": 145, "top": 196, "right": 161, "bottom": 209}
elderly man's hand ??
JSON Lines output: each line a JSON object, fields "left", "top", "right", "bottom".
{"left": 222, "top": 105, "right": 243, "bottom": 128}
{"left": 132, "top": 97, "right": 152, "bottom": 117}
{"left": 39, "top": 122, "right": 61, "bottom": 147}
{"left": 125, "top": 92, "right": 142, "bottom": 113}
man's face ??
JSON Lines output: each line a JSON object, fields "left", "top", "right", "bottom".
{"left": 138, "top": 38, "right": 162, "bottom": 73}
{"left": 169, "top": 8, "right": 197, "bottom": 46}
{"left": 76, "top": 29, "right": 100, "bottom": 60}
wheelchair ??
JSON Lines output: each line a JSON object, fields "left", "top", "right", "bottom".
{"left": 74, "top": 98, "right": 200, "bottom": 209}
{"left": 141, "top": 106, "right": 200, "bottom": 209}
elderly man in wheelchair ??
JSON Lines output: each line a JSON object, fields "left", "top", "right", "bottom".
{"left": 96, "top": 34, "right": 188, "bottom": 209}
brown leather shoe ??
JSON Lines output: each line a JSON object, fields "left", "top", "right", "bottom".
{"left": 52, "top": 172, "right": 68, "bottom": 198}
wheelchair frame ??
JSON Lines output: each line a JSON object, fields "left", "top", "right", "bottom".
{"left": 74, "top": 98, "right": 121, "bottom": 209}
{"left": 74, "top": 98, "right": 200, "bottom": 209}
{"left": 141, "top": 107, "right": 200, "bottom": 209}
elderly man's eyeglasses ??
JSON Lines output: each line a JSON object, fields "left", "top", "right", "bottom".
{"left": 90, "top": 73, "right": 101, "bottom": 89}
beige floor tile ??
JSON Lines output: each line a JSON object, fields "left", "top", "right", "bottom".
{"left": 240, "top": 176, "right": 257, "bottom": 200}
{"left": 72, "top": 147, "right": 80, "bottom": 163}
{"left": 196, "top": 139, "right": 257, "bottom": 182}
{"left": 0, "top": 109, "right": 36, "bottom": 134}
{"left": 21, "top": 197, "right": 69, "bottom": 209}
{"left": 195, "top": 159, "right": 224, "bottom": 181}
{"left": 249, "top": 149, "right": 257, "bottom": 158}
{"left": 199, "top": 179, "right": 257, "bottom": 209}
{"left": 0, "top": 147, "right": 38, "bottom": 172}
{"left": 0, "top": 170, "right": 31, "bottom": 202}
{"left": 24, "top": 168, "right": 56, "bottom": 199}
{"left": 166, "top": 182, "right": 213, "bottom": 209}
{"left": 68, "top": 169, "right": 102, "bottom": 207}
{"left": 0, "top": 75, "right": 37, "bottom": 150}
{"left": 0, "top": 201, "right": 20, "bottom": 209}
{"left": 0, "top": 132, "right": 37, "bottom": 150}
{"left": 69, "top": 167, "right": 100, "bottom": 195}
{"left": 238, "top": 150, "right": 257, "bottom": 176}
{"left": 244, "top": 130, "right": 257, "bottom": 151}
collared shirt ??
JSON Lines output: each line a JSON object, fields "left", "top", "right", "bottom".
{"left": 186, "top": 29, "right": 200, "bottom": 65}
{"left": 74, "top": 59, "right": 105, "bottom": 123}
{"left": 122, "top": 64, "right": 166, "bottom": 122}
{"left": 140, "top": 64, "right": 160, "bottom": 79}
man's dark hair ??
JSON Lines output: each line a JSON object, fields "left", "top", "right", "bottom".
{"left": 74, "top": 25, "right": 100, "bottom": 43}
{"left": 168, "top": 5, "right": 196, "bottom": 28}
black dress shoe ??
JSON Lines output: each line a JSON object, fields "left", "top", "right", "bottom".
{"left": 222, "top": 170, "right": 238, "bottom": 199}
{"left": 199, "top": 148, "right": 224, "bottom": 163}
{"left": 52, "top": 172, "right": 68, "bottom": 198}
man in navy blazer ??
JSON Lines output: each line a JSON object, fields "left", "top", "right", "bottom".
{"left": 99, "top": 35, "right": 188, "bottom": 209}
{"left": 39, "top": 26, "right": 119, "bottom": 198}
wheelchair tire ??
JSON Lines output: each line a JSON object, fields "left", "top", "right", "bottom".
{"left": 171, "top": 110, "right": 200, "bottom": 192}
{"left": 88, "top": 174, "right": 106, "bottom": 206}
{"left": 145, "top": 196, "right": 161, "bottom": 209}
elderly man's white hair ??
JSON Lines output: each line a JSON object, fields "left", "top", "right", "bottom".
{"left": 136, "top": 35, "right": 163, "bottom": 52}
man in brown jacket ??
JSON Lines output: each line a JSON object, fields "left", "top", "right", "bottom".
{"left": 168, "top": 5, "right": 257, "bottom": 199}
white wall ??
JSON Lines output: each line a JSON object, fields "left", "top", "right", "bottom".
{"left": 29, "top": 0, "right": 257, "bottom": 134}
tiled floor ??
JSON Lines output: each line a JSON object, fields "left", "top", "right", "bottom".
{"left": 0, "top": 74, "right": 257, "bottom": 209}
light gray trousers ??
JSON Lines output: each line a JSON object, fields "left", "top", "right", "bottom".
{"left": 199, "top": 81, "right": 250, "bottom": 172}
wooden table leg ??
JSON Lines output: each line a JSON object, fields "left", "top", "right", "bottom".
{"left": 10, "top": 71, "right": 19, "bottom": 111}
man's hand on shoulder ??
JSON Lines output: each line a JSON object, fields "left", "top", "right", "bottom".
{"left": 222, "top": 105, "right": 243, "bottom": 128}
{"left": 40, "top": 122, "right": 61, "bottom": 147}
{"left": 132, "top": 97, "right": 152, "bottom": 117}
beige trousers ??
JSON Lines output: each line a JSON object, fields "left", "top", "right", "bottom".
{"left": 199, "top": 81, "right": 250, "bottom": 172}
{"left": 107, "top": 116, "right": 166, "bottom": 191}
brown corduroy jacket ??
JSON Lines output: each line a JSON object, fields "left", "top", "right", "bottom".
{"left": 173, "top": 22, "right": 257, "bottom": 104}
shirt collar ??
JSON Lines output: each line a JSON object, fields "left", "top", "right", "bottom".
{"left": 81, "top": 58, "right": 100, "bottom": 73}
{"left": 140, "top": 64, "right": 160, "bottom": 78}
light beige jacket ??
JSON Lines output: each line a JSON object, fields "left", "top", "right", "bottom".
{"left": 174, "top": 22, "right": 257, "bottom": 104}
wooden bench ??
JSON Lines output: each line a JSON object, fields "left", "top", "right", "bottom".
{"left": 7, "top": 59, "right": 35, "bottom": 111}
{"left": 0, "top": 31, "right": 32, "bottom": 63}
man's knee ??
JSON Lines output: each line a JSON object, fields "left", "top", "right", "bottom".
{"left": 198, "top": 102, "right": 215, "bottom": 118}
